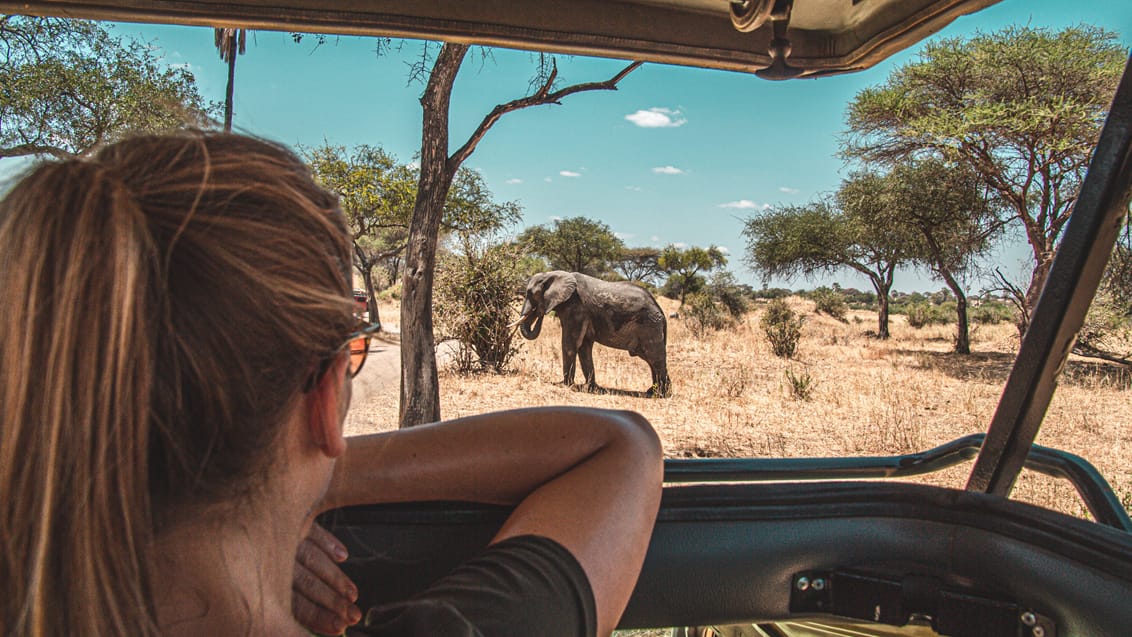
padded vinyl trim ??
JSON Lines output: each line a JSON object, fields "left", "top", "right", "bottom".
{"left": 323, "top": 481, "right": 1132, "bottom": 634}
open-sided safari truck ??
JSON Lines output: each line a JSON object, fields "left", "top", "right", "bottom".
{"left": 7, "top": 1, "right": 1130, "bottom": 635}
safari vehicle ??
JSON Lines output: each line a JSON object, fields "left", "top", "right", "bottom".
{"left": 7, "top": 1, "right": 1130, "bottom": 635}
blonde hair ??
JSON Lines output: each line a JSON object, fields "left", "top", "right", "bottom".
{"left": 0, "top": 132, "right": 356, "bottom": 636}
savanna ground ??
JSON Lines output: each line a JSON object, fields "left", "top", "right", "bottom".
{"left": 346, "top": 296, "right": 1132, "bottom": 522}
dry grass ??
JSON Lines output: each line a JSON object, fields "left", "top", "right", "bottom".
{"left": 347, "top": 296, "right": 1132, "bottom": 519}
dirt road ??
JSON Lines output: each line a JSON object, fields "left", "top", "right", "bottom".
{"left": 344, "top": 325, "right": 457, "bottom": 435}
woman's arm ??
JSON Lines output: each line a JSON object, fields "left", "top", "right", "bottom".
{"left": 319, "top": 406, "right": 664, "bottom": 636}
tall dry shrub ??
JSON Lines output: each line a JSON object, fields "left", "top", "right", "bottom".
{"left": 434, "top": 241, "right": 528, "bottom": 372}
{"left": 761, "top": 298, "right": 804, "bottom": 358}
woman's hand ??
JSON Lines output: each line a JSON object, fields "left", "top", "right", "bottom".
{"left": 292, "top": 522, "right": 362, "bottom": 635}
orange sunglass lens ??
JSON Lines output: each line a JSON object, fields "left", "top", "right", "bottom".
{"left": 348, "top": 336, "right": 369, "bottom": 374}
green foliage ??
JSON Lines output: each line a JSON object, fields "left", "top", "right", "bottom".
{"left": 708, "top": 271, "right": 750, "bottom": 320}
{"left": 752, "top": 286, "right": 793, "bottom": 300}
{"left": 684, "top": 293, "right": 732, "bottom": 338}
{"left": 308, "top": 144, "right": 520, "bottom": 326}
{"left": 842, "top": 25, "right": 1126, "bottom": 319}
{"left": 970, "top": 301, "right": 1014, "bottom": 325}
{"left": 657, "top": 244, "right": 727, "bottom": 305}
{"left": 682, "top": 272, "right": 749, "bottom": 338}
{"left": 905, "top": 303, "right": 951, "bottom": 328}
{"left": 613, "top": 246, "right": 663, "bottom": 284}
{"left": 785, "top": 368, "right": 814, "bottom": 401}
{"left": 761, "top": 299, "right": 804, "bottom": 359}
{"left": 743, "top": 186, "right": 919, "bottom": 338}
{"left": 1077, "top": 290, "right": 1132, "bottom": 364}
{"left": 434, "top": 241, "right": 528, "bottom": 373}
{"left": 517, "top": 216, "right": 624, "bottom": 276}
{"left": 809, "top": 287, "right": 848, "bottom": 322}
{"left": 0, "top": 16, "right": 214, "bottom": 159}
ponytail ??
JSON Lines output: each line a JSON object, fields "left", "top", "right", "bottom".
{"left": 1, "top": 131, "right": 355, "bottom": 636}
{"left": 0, "top": 162, "right": 160, "bottom": 635}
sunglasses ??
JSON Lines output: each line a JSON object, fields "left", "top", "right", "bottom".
{"left": 304, "top": 321, "right": 381, "bottom": 391}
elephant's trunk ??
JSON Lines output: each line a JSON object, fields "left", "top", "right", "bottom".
{"left": 519, "top": 313, "right": 543, "bottom": 340}
{"left": 515, "top": 299, "right": 545, "bottom": 340}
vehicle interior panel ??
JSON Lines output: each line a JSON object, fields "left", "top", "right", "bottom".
{"left": 322, "top": 480, "right": 1132, "bottom": 635}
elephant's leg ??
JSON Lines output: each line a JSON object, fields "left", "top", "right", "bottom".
{"left": 560, "top": 329, "right": 578, "bottom": 386}
{"left": 645, "top": 344, "right": 672, "bottom": 398}
{"left": 579, "top": 338, "right": 598, "bottom": 391}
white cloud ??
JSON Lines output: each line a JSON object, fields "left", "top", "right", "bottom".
{"left": 718, "top": 200, "right": 769, "bottom": 210}
{"left": 718, "top": 246, "right": 731, "bottom": 255}
{"left": 779, "top": 186, "right": 800, "bottom": 194}
{"left": 544, "top": 177, "right": 553, "bottom": 183}
{"left": 650, "top": 236, "right": 661, "bottom": 243}
{"left": 625, "top": 107, "right": 687, "bottom": 128}
{"left": 407, "top": 160, "right": 421, "bottom": 170}
{"left": 505, "top": 178, "right": 523, "bottom": 184}
{"left": 550, "top": 216, "right": 563, "bottom": 222}
{"left": 652, "top": 166, "right": 684, "bottom": 175}
{"left": 674, "top": 242, "right": 688, "bottom": 249}
{"left": 626, "top": 186, "right": 642, "bottom": 192}
{"left": 169, "top": 62, "right": 193, "bottom": 71}
{"left": 559, "top": 170, "right": 582, "bottom": 178}
{"left": 615, "top": 232, "right": 636, "bottom": 241}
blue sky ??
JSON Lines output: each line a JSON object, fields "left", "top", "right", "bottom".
{"left": 37, "top": 2, "right": 1132, "bottom": 291}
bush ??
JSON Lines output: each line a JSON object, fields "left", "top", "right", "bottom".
{"left": 785, "top": 368, "right": 814, "bottom": 401}
{"left": 434, "top": 242, "right": 528, "bottom": 373}
{"left": 707, "top": 271, "right": 750, "bottom": 319}
{"left": 971, "top": 301, "right": 1014, "bottom": 325}
{"left": 1077, "top": 291, "right": 1132, "bottom": 360}
{"left": 685, "top": 292, "right": 736, "bottom": 337}
{"left": 761, "top": 299, "right": 804, "bottom": 358}
{"left": 809, "top": 286, "right": 848, "bottom": 322}
{"left": 905, "top": 302, "right": 950, "bottom": 328}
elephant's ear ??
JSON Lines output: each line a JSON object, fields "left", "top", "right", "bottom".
{"left": 544, "top": 273, "right": 577, "bottom": 312}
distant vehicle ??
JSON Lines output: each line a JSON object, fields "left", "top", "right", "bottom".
{"left": 352, "top": 289, "right": 368, "bottom": 320}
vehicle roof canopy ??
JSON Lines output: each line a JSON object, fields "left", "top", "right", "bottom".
{"left": 3, "top": 0, "right": 1002, "bottom": 78}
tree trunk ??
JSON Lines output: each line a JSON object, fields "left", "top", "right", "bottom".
{"left": 876, "top": 290, "right": 890, "bottom": 339}
{"left": 360, "top": 266, "right": 381, "bottom": 329}
{"left": 399, "top": 43, "right": 467, "bottom": 428}
{"left": 864, "top": 272, "right": 893, "bottom": 339}
{"left": 954, "top": 292, "right": 969, "bottom": 354}
{"left": 223, "top": 39, "right": 236, "bottom": 132}
{"left": 937, "top": 268, "right": 969, "bottom": 354}
{"left": 1020, "top": 253, "right": 1054, "bottom": 335}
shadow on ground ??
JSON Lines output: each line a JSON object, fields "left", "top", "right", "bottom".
{"left": 896, "top": 348, "right": 1131, "bottom": 389}
{"left": 571, "top": 384, "right": 657, "bottom": 399}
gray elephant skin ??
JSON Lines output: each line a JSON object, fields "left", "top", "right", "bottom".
{"left": 515, "top": 271, "right": 671, "bottom": 397}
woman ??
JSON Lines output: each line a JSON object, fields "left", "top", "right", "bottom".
{"left": 0, "top": 132, "right": 662, "bottom": 636}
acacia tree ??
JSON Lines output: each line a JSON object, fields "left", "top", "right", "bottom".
{"left": 743, "top": 180, "right": 920, "bottom": 338}
{"left": 306, "top": 145, "right": 416, "bottom": 327}
{"left": 308, "top": 144, "right": 520, "bottom": 329}
{"left": 657, "top": 245, "right": 727, "bottom": 306}
{"left": 613, "top": 247, "right": 663, "bottom": 284}
{"left": 394, "top": 45, "right": 640, "bottom": 427}
{"left": 853, "top": 159, "right": 1003, "bottom": 353}
{"left": 517, "top": 216, "right": 625, "bottom": 276}
{"left": 0, "top": 15, "right": 212, "bottom": 159}
{"left": 842, "top": 25, "right": 1126, "bottom": 330}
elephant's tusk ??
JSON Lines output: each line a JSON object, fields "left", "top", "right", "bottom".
{"left": 506, "top": 315, "right": 527, "bottom": 328}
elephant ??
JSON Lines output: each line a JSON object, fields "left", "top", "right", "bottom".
{"left": 513, "top": 270, "right": 671, "bottom": 397}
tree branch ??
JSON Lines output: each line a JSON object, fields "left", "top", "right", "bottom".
{"left": 448, "top": 60, "right": 643, "bottom": 173}
{"left": 0, "top": 143, "right": 73, "bottom": 160}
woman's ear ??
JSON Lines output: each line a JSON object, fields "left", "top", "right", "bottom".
{"left": 305, "top": 354, "right": 349, "bottom": 459}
